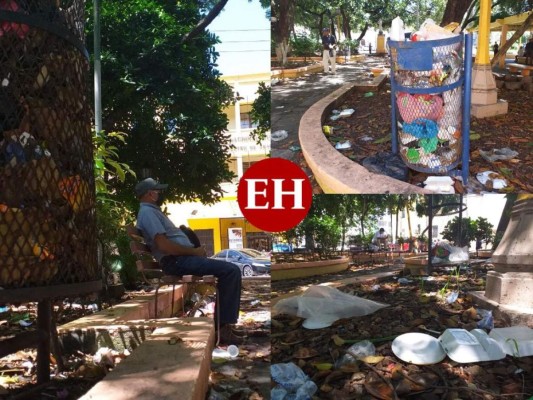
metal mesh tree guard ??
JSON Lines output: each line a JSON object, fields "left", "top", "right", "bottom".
{"left": 389, "top": 34, "right": 473, "bottom": 183}
{"left": 0, "top": 0, "right": 96, "bottom": 288}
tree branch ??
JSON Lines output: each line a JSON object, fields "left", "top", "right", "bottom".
{"left": 180, "top": 0, "right": 229, "bottom": 44}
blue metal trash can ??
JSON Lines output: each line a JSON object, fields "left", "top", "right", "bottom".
{"left": 389, "top": 34, "right": 473, "bottom": 183}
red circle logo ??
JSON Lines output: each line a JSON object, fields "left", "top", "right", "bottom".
{"left": 237, "top": 158, "right": 312, "bottom": 232}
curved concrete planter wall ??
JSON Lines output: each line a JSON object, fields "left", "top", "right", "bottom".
{"left": 272, "top": 257, "right": 350, "bottom": 281}
{"left": 299, "top": 82, "right": 430, "bottom": 193}
{"left": 272, "top": 63, "right": 323, "bottom": 79}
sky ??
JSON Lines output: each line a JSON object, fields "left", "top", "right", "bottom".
{"left": 208, "top": 0, "right": 270, "bottom": 76}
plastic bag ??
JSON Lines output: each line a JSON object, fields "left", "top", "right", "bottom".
{"left": 414, "top": 19, "right": 457, "bottom": 41}
{"left": 271, "top": 363, "right": 317, "bottom": 400}
{"left": 273, "top": 285, "right": 389, "bottom": 329}
{"left": 477, "top": 309, "right": 494, "bottom": 330}
{"left": 448, "top": 246, "right": 469, "bottom": 262}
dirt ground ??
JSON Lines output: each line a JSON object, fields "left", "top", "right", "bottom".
{"left": 0, "top": 279, "right": 271, "bottom": 400}
{"left": 324, "top": 84, "right": 533, "bottom": 193}
{"left": 271, "top": 262, "right": 533, "bottom": 399}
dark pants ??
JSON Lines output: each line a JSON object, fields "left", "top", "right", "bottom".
{"left": 160, "top": 255, "right": 241, "bottom": 325}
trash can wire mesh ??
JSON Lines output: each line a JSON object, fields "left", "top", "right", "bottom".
{"left": 389, "top": 34, "right": 472, "bottom": 178}
{"left": 0, "top": 0, "right": 96, "bottom": 288}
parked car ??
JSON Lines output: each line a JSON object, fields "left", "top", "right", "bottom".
{"left": 211, "top": 249, "right": 271, "bottom": 276}
{"left": 272, "top": 243, "right": 293, "bottom": 253}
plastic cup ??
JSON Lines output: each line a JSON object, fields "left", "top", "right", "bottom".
{"left": 227, "top": 345, "right": 239, "bottom": 358}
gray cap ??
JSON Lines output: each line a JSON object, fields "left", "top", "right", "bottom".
{"left": 135, "top": 178, "right": 168, "bottom": 198}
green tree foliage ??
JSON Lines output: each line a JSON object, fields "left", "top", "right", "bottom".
{"left": 93, "top": 130, "right": 137, "bottom": 286}
{"left": 86, "top": 0, "right": 236, "bottom": 205}
{"left": 249, "top": 82, "right": 271, "bottom": 145}
{"left": 474, "top": 217, "right": 494, "bottom": 248}
{"left": 441, "top": 216, "right": 476, "bottom": 247}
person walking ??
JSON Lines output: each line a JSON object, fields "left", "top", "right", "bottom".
{"left": 321, "top": 27, "right": 337, "bottom": 74}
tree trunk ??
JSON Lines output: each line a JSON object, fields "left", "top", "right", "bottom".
{"left": 440, "top": 0, "right": 475, "bottom": 27}
{"left": 356, "top": 22, "right": 369, "bottom": 42}
{"left": 491, "top": 12, "right": 533, "bottom": 66}
{"left": 273, "top": 0, "right": 295, "bottom": 65}
{"left": 340, "top": 7, "right": 351, "bottom": 40}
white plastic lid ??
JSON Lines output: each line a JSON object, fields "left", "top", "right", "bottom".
{"left": 391, "top": 332, "right": 446, "bottom": 365}
{"left": 227, "top": 345, "right": 239, "bottom": 358}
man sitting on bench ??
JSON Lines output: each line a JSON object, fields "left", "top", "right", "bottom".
{"left": 135, "top": 177, "right": 244, "bottom": 344}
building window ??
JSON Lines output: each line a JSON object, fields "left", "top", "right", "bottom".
{"left": 240, "top": 112, "right": 258, "bottom": 129}
{"left": 243, "top": 161, "right": 257, "bottom": 174}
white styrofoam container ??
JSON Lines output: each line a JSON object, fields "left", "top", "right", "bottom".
{"left": 439, "top": 328, "right": 506, "bottom": 363}
{"left": 489, "top": 326, "right": 533, "bottom": 357}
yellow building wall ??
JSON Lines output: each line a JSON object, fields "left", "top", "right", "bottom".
{"left": 188, "top": 217, "right": 264, "bottom": 251}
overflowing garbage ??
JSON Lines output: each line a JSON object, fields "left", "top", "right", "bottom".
{"left": 431, "top": 240, "right": 469, "bottom": 264}
{"left": 271, "top": 362, "right": 317, "bottom": 400}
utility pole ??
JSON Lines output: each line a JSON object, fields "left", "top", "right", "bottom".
{"left": 94, "top": 0, "right": 102, "bottom": 133}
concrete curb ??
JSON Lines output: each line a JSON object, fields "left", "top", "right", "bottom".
{"left": 298, "top": 76, "right": 431, "bottom": 194}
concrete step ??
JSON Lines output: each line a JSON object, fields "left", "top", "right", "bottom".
{"left": 58, "top": 284, "right": 215, "bottom": 400}
{"left": 79, "top": 318, "right": 214, "bottom": 400}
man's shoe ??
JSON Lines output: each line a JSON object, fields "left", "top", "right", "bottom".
{"left": 218, "top": 326, "right": 246, "bottom": 345}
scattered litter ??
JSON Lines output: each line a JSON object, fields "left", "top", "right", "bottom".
{"left": 335, "top": 140, "right": 351, "bottom": 150}
{"left": 273, "top": 285, "right": 388, "bottom": 329}
{"left": 332, "top": 109, "right": 340, "bottom": 114}
{"left": 212, "top": 347, "right": 238, "bottom": 361}
{"left": 364, "top": 92, "right": 374, "bottom": 97}
{"left": 360, "top": 135, "right": 374, "bottom": 142}
{"left": 227, "top": 345, "right": 239, "bottom": 358}
{"left": 424, "top": 176, "right": 455, "bottom": 193}
{"left": 271, "top": 362, "right": 317, "bottom": 400}
{"left": 250, "top": 299, "right": 261, "bottom": 306}
{"left": 489, "top": 326, "right": 533, "bottom": 357}
{"left": 421, "top": 276, "right": 436, "bottom": 281}
{"left": 0, "top": 306, "right": 8, "bottom": 313}
{"left": 362, "top": 151, "right": 409, "bottom": 181}
{"left": 275, "top": 106, "right": 285, "bottom": 109}
{"left": 440, "top": 328, "right": 506, "bottom": 363}
{"left": 446, "top": 291, "right": 459, "bottom": 304}
{"left": 371, "top": 284, "right": 380, "bottom": 291}
{"left": 397, "top": 278, "right": 413, "bottom": 284}
{"left": 337, "top": 340, "right": 376, "bottom": 367}
{"left": 19, "top": 320, "right": 32, "bottom": 327}
{"left": 476, "top": 171, "right": 507, "bottom": 190}
{"left": 322, "top": 125, "right": 332, "bottom": 135}
{"left": 479, "top": 147, "right": 519, "bottom": 163}
{"left": 271, "top": 130, "right": 289, "bottom": 142}
{"left": 330, "top": 115, "right": 341, "bottom": 121}
{"left": 392, "top": 332, "right": 446, "bottom": 365}
{"left": 477, "top": 309, "right": 494, "bottom": 330}
{"left": 338, "top": 108, "right": 355, "bottom": 117}
{"left": 289, "top": 145, "right": 301, "bottom": 152}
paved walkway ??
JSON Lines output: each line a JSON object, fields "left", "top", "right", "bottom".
{"left": 271, "top": 56, "right": 389, "bottom": 163}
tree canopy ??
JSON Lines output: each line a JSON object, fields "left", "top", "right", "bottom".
{"left": 86, "top": 0, "right": 237, "bottom": 206}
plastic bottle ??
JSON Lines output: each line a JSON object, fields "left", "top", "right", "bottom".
{"left": 271, "top": 363, "right": 317, "bottom": 399}
{"left": 336, "top": 340, "right": 376, "bottom": 367}
{"left": 390, "top": 17, "right": 405, "bottom": 41}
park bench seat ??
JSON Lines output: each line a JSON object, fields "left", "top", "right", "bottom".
{"left": 507, "top": 63, "right": 533, "bottom": 77}
{"left": 126, "top": 224, "right": 219, "bottom": 344}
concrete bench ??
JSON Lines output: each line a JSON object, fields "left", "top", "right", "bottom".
{"left": 507, "top": 63, "right": 533, "bottom": 77}
{"left": 78, "top": 318, "right": 214, "bottom": 400}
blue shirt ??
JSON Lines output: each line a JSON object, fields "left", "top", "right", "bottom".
{"left": 136, "top": 203, "right": 193, "bottom": 261}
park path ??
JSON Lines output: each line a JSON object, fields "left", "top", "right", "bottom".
{"left": 271, "top": 56, "right": 388, "bottom": 164}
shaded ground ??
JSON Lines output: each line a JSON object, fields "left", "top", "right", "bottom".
{"left": 271, "top": 56, "right": 388, "bottom": 193}
{"left": 0, "top": 280, "right": 271, "bottom": 400}
{"left": 208, "top": 279, "right": 271, "bottom": 400}
{"left": 271, "top": 263, "right": 533, "bottom": 399}
{"left": 325, "top": 84, "right": 533, "bottom": 193}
